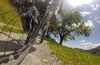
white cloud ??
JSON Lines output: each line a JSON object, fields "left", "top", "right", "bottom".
{"left": 62, "top": 43, "right": 71, "bottom": 48}
{"left": 80, "top": 42, "right": 100, "bottom": 50}
{"left": 80, "top": 11, "right": 90, "bottom": 16}
{"left": 62, "top": 43, "right": 69, "bottom": 46}
{"left": 55, "top": 40, "right": 59, "bottom": 43}
{"left": 72, "top": 23, "right": 80, "bottom": 27}
{"left": 95, "top": 17, "right": 100, "bottom": 23}
{"left": 72, "top": 20, "right": 94, "bottom": 28}
{"left": 84, "top": 20, "right": 95, "bottom": 27}
{"left": 96, "top": 4, "right": 99, "bottom": 7}
{"left": 90, "top": 16, "right": 91, "bottom": 18}
{"left": 90, "top": 4, "right": 99, "bottom": 11}
{"left": 81, "top": 42, "right": 92, "bottom": 46}
{"left": 62, "top": 42, "right": 100, "bottom": 50}
{"left": 80, "top": 40, "right": 86, "bottom": 42}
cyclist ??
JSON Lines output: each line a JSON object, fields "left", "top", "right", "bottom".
{"left": 21, "top": 0, "right": 51, "bottom": 32}
{"left": 20, "top": 0, "right": 63, "bottom": 32}
{"left": 20, "top": 0, "right": 36, "bottom": 32}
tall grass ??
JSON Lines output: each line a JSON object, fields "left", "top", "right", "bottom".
{"left": 0, "top": 0, "right": 22, "bottom": 28}
{"left": 45, "top": 38, "right": 100, "bottom": 65}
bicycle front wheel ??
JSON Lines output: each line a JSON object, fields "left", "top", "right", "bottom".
{"left": 0, "top": 0, "right": 31, "bottom": 64}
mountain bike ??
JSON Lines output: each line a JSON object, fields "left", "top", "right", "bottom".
{"left": 0, "top": 0, "right": 52, "bottom": 64}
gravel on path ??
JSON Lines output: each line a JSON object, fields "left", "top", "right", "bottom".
{"left": 0, "top": 32, "right": 62, "bottom": 65}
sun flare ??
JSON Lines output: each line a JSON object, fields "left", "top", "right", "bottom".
{"left": 68, "top": 0, "right": 92, "bottom": 6}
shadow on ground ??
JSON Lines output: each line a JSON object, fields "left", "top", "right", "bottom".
{"left": 0, "top": 40, "right": 23, "bottom": 51}
{"left": 0, "top": 32, "right": 36, "bottom": 54}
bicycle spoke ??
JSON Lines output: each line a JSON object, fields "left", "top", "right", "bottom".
{"left": 0, "top": 14, "right": 19, "bottom": 32}
{"left": 14, "top": 31, "right": 24, "bottom": 52}
{"left": 0, "top": 10, "right": 16, "bottom": 16}
{"left": 4, "top": 16, "right": 19, "bottom": 55}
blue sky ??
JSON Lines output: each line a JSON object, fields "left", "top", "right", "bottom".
{"left": 51, "top": 0, "right": 100, "bottom": 50}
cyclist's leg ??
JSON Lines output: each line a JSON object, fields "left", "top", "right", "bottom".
{"left": 21, "top": 15, "right": 31, "bottom": 32}
{"left": 21, "top": 17, "right": 26, "bottom": 32}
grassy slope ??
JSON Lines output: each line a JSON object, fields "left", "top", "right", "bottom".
{"left": 45, "top": 38, "right": 100, "bottom": 65}
{"left": 0, "top": 0, "right": 22, "bottom": 28}
{"left": 0, "top": 25, "right": 23, "bottom": 34}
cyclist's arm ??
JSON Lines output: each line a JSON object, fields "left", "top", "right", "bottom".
{"left": 53, "top": 0, "right": 64, "bottom": 14}
{"left": 59, "top": 0, "right": 63, "bottom": 12}
{"left": 52, "top": 0, "right": 60, "bottom": 15}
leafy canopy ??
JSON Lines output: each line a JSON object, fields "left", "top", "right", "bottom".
{"left": 53, "top": 8, "right": 91, "bottom": 44}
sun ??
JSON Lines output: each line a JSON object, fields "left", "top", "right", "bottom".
{"left": 68, "top": 0, "right": 92, "bottom": 6}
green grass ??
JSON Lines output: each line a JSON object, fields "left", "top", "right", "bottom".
{"left": 0, "top": 0, "right": 24, "bottom": 33}
{"left": 45, "top": 38, "right": 100, "bottom": 65}
{"left": 0, "top": 0, "right": 22, "bottom": 28}
{"left": 0, "top": 25, "right": 24, "bottom": 34}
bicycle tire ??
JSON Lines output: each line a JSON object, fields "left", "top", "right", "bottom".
{"left": 40, "top": 28, "right": 47, "bottom": 43}
{"left": 0, "top": 0, "right": 32, "bottom": 64}
{"left": 0, "top": 0, "right": 53, "bottom": 64}
{"left": 11, "top": 25, "right": 41, "bottom": 65}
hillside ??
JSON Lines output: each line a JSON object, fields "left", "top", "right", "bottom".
{"left": 86, "top": 46, "right": 100, "bottom": 56}
{"left": 45, "top": 38, "right": 100, "bottom": 65}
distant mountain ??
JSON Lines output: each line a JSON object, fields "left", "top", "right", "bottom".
{"left": 86, "top": 46, "right": 100, "bottom": 56}
{"left": 74, "top": 48, "right": 84, "bottom": 51}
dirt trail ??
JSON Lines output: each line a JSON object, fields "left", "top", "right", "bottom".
{"left": 0, "top": 32, "right": 62, "bottom": 65}
{"left": 20, "top": 37, "right": 61, "bottom": 65}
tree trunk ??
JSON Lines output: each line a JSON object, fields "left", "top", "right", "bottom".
{"left": 60, "top": 37, "right": 63, "bottom": 45}
{"left": 46, "top": 31, "right": 52, "bottom": 38}
{"left": 46, "top": 31, "right": 50, "bottom": 38}
{"left": 46, "top": 35, "right": 50, "bottom": 38}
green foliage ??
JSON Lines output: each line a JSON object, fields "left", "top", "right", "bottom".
{"left": 45, "top": 38, "right": 100, "bottom": 65}
{"left": 0, "top": 0, "right": 22, "bottom": 28}
{"left": 53, "top": 9, "right": 92, "bottom": 44}
{"left": 46, "top": 17, "right": 60, "bottom": 38}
